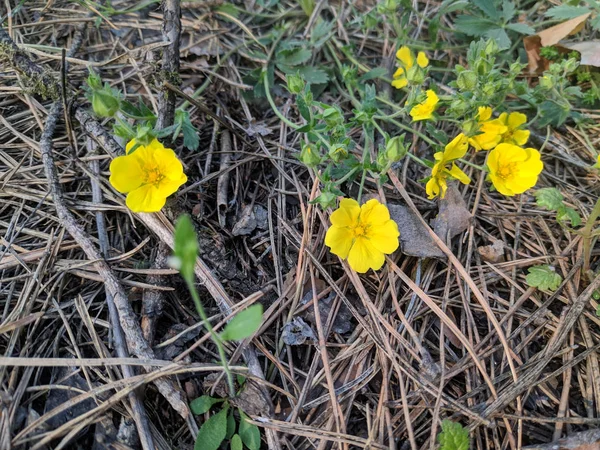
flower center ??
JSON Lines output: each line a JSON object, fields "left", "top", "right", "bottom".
{"left": 496, "top": 162, "right": 517, "bottom": 180}
{"left": 352, "top": 224, "right": 368, "bottom": 238}
{"left": 144, "top": 166, "right": 163, "bottom": 185}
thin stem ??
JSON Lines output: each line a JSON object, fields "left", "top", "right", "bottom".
{"left": 263, "top": 70, "right": 299, "bottom": 130}
{"left": 357, "top": 125, "right": 373, "bottom": 203}
{"left": 582, "top": 197, "right": 600, "bottom": 273}
{"left": 458, "top": 158, "right": 487, "bottom": 172}
{"left": 184, "top": 277, "right": 236, "bottom": 397}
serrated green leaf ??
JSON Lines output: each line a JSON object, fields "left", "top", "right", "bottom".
{"left": 526, "top": 265, "right": 562, "bottom": 292}
{"left": 454, "top": 15, "right": 497, "bottom": 36}
{"left": 506, "top": 22, "right": 535, "bottom": 35}
{"left": 501, "top": 0, "right": 516, "bottom": 21}
{"left": 176, "top": 109, "right": 200, "bottom": 151}
{"left": 296, "top": 66, "right": 329, "bottom": 84}
{"left": 472, "top": 0, "right": 500, "bottom": 21}
{"left": 438, "top": 420, "right": 469, "bottom": 450}
{"left": 557, "top": 205, "right": 581, "bottom": 227}
{"left": 297, "top": 95, "right": 312, "bottom": 122}
{"left": 239, "top": 410, "right": 261, "bottom": 450}
{"left": 545, "top": 5, "right": 591, "bottom": 20}
{"left": 484, "top": 27, "right": 511, "bottom": 50}
{"left": 190, "top": 396, "right": 224, "bottom": 415}
{"left": 534, "top": 188, "right": 564, "bottom": 211}
{"left": 173, "top": 215, "right": 198, "bottom": 281}
{"left": 277, "top": 48, "right": 312, "bottom": 66}
{"left": 538, "top": 100, "right": 570, "bottom": 127}
{"left": 221, "top": 304, "right": 263, "bottom": 341}
{"left": 230, "top": 434, "right": 243, "bottom": 450}
{"left": 195, "top": 405, "right": 229, "bottom": 450}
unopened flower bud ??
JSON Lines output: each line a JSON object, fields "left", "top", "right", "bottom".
{"left": 385, "top": 135, "right": 407, "bottom": 162}
{"left": 299, "top": 143, "right": 321, "bottom": 167}
{"left": 91, "top": 89, "right": 120, "bottom": 118}
{"left": 456, "top": 70, "right": 477, "bottom": 91}
{"left": 287, "top": 74, "right": 305, "bottom": 94}
{"left": 329, "top": 144, "right": 348, "bottom": 163}
{"left": 312, "top": 190, "right": 337, "bottom": 209}
{"left": 322, "top": 108, "right": 343, "bottom": 128}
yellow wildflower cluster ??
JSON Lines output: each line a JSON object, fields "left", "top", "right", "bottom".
{"left": 110, "top": 139, "right": 187, "bottom": 213}
{"left": 392, "top": 46, "right": 429, "bottom": 90}
{"left": 425, "top": 107, "right": 542, "bottom": 200}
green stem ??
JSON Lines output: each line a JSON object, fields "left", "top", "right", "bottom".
{"left": 184, "top": 277, "right": 236, "bottom": 397}
{"left": 357, "top": 125, "right": 373, "bottom": 203}
{"left": 458, "top": 158, "right": 486, "bottom": 172}
{"left": 583, "top": 197, "right": 600, "bottom": 273}
{"left": 263, "top": 71, "right": 300, "bottom": 130}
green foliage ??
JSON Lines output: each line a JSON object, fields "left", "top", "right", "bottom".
{"left": 174, "top": 109, "right": 200, "bottom": 151}
{"left": 195, "top": 405, "right": 229, "bottom": 450}
{"left": 230, "top": 434, "right": 243, "bottom": 450}
{"left": 173, "top": 215, "right": 198, "bottom": 282}
{"left": 239, "top": 410, "right": 261, "bottom": 450}
{"left": 534, "top": 188, "right": 581, "bottom": 227}
{"left": 526, "top": 265, "right": 563, "bottom": 292}
{"left": 221, "top": 304, "right": 264, "bottom": 341}
{"left": 190, "top": 395, "right": 224, "bottom": 415}
{"left": 437, "top": 420, "right": 470, "bottom": 450}
{"left": 454, "top": 0, "right": 534, "bottom": 49}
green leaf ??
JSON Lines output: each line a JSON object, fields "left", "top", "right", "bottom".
{"left": 276, "top": 48, "right": 312, "bottom": 66}
{"left": 220, "top": 304, "right": 263, "bottom": 341}
{"left": 472, "top": 0, "right": 500, "bottom": 21}
{"left": 534, "top": 188, "right": 564, "bottom": 211}
{"left": 195, "top": 405, "right": 229, "bottom": 450}
{"left": 297, "top": 95, "right": 312, "bottom": 122}
{"left": 226, "top": 411, "right": 237, "bottom": 439}
{"left": 190, "top": 396, "right": 224, "bottom": 415}
{"left": 230, "top": 434, "right": 243, "bottom": 450}
{"left": 359, "top": 67, "right": 388, "bottom": 82}
{"left": 506, "top": 22, "right": 535, "bottom": 35}
{"left": 437, "top": 420, "right": 469, "bottom": 450}
{"left": 538, "top": 100, "right": 570, "bottom": 127}
{"left": 484, "top": 28, "right": 511, "bottom": 50}
{"left": 238, "top": 410, "right": 261, "bottom": 450}
{"left": 557, "top": 205, "right": 582, "bottom": 227}
{"left": 501, "top": 0, "right": 516, "bottom": 21}
{"left": 176, "top": 109, "right": 200, "bottom": 151}
{"left": 545, "top": 5, "right": 591, "bottom": 20}
{"left": 173, "top": 215, "right": 198, "bottom": 281}
{"left": 295, "top": 66, "right": 329, "bottom": 84}
{"left": 454, "top": 15, "right": 497, "bottom": 36}
{"left": 526, "top": 265, "right": 563, "bottom": 292}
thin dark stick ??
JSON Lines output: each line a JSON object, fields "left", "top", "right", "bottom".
{"left": 157, "top": 0, "right": 181, "bottom": 129}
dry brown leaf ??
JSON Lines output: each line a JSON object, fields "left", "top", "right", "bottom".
{"left": 388, "top": 204, "right": 445, "bottom": 259}
{"left": 478, "top": 238, "right": 505, "bottom": 263}
{"left": 431, "top": 185, "right": 472, "bottom": 243}
{"left": 523, "top": 428, "right": 600, "bottom": 449}
{"left": 523, "top": 13, "right": 591, "bottom": 73}
{"left": 559, "top": 40, "right": 600, "bottom": 67}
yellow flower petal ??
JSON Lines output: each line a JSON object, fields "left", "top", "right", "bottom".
{"left": 410, "top": 90, "right": 438, "bottom": 121}
{"left": 109, "top": 155, "right": 144, "bottom": 193}
{"left": 126, "top": 184, "right": 167, "bottom": 213}
{"left": 396, "top": 46, "right": 414, "bottom": 68}
{"left": 507, "top": 112, "right": 527, "bottom": 129}
{"left": 443, "top": 134, "right": 468, "bottom": 161}
{"left": 487, "top": 144, "right": 543, "bottom": 197}
{"left": 447, "top": 164, "right": 471, "bottom": 185}
{"left": 360, "top": 199, "right": 391, "bottom": 226}
{"left": 416, "top": 51, "right": 429, "bottom": 68}
{"left": 512, "top": 129, "right": 530, "bottom": 146}
{"left": 347, "top": 237, "right": 385, "bottom": 273}
{"left": 325, "top": 226, "right": 354, "bottom": 259}
{"left": 330, "top": 198, "right": 360, "bottom": 227}
{"left": 478, "top": 107, "right": 492, "bottom": 121}
{"left": 391, "top": 75, "right": 408, "bottom": 89}
{"left": 368, "top": 220, "right": 400, "bottom": 254}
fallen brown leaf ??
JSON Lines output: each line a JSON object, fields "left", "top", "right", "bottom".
{"left": 523, "top": 13, "right": 591, "bottom": 73}
{"left": 559, "top": 40, "right": 600, "bottom": 67}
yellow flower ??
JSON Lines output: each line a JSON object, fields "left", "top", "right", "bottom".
{"left": 487, "top": 143, "right": 543, "bottom": 196}
{"left": 325, "top": 198, "right": 399, "bottom": 273}
{"left": 409, "top": 90, "right": 439, "bottom": 121}
{"left": 425, "top": 134, "right": 471, "bottom": 199}
{"left": 497, "top": 112, "right": 530, "bottom": 146}
{"left": 392, "top": 46, "right": 429, "bottom": 89}
{"left": 109, "top": 139, "right": 187, "bottom": 213}
{"left": 468, "top": 107, "right": 508, "bottom": 151}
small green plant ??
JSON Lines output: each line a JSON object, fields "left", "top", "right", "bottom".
{"left": 526, "top": 265, "right": 563, "bottom": 292}
{"left": 437, "top": 419, "right": 470, "bottom": 450}
{"left": 171, "top": 216, "right": 264, "bottom": 450}
{"left": 84, "top": 68, "right": 200, "bottom": 150}
{"left": 534, "top": 188, "right": 581, "bottom": 227}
